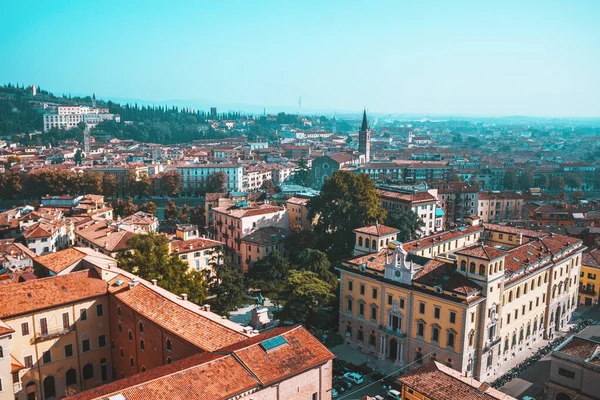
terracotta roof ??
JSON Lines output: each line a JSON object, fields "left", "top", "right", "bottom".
{"left": 413, "top": 259, "right": 482, "bottom": 296}
{"left": 398, "top": 361, "right": 516, "bottom": 400}
{"left": 34, "top": 248, "right": 87, "bottom": 274}
{"left": 478, "top": 191, "right": 524, "bottom": 200}
{"left": 0, "top": 319, "right": 15, "bottom": 336}
{"left": 484, "top": 223, "right": 544, "bottom": 238}
{"left": 217, "top": 325, "right": 335, "bottom": 386}
{"left": 557, "top": 337, "right": 600, "bottom": 360}
{"left": 113, "top": 283, "right": 248, "bottom": 351}
{"left": 212, "top": 204, "right": 284, "bottom": 219}
{"left": 286, "top": 196, "right": 310, "bottom": 206}
{"left": 170, "top": 237, "right": 223, "bottom": 254}
{"left": 582, "top": 249, "right": 600, "bottom": 270}
{"left": 0, "top": 269, "right": 107, "bottom": 318}
{"left": 22, "top": 221, "right": 60, "bottom": 239}
{"left": 11, "top": 354, "right": 25, "bottom": 372}
{"left": 354, "top": 224, "right": 399, "bottom": 237}
{"left": 75, "top": 220, "right": 135, "bottom": 252}
{"left": 326, "top": 152, "right": 357, "bottom": 163}
{"left": 455, "top": 245, "right": 508, "bottom": 261}
{"left": 402, "top": 225, "right": 483, "bottom": 253}
{"left": 0, "top": 239, "right": 37, "bottom": 263}
{"left": 378, "top": 189, "right": 437, "bottom": 204}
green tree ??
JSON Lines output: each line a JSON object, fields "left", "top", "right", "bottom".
{"left": 294, "top": 158, "right": 312, "bottom": 187}
{"left": 246, "top": 250, "right": 290, "bottom": 298}
{"left": 503, "top": 171, "right": 517, "bottom": 190}
{"left": 189, "top": 205, "right": 205, "bottom": 227}
{"left": 118, "top": 233, "right": 208, "bottom": 304}
{"left": 211, "top": 262, "right": 246, "bottom": 315}
{"left": 7, "top": 155, "right": 21, "bottom": 164}
{"left": 164, "top": 199, "right": 180, "bottom": 222}
{"left": 74, "top": 149, "right": 83, "bottom": 165}
{"left": 534, "top": 174, "right": 549, "bottom": 189}
{"left": 161, "top": 171, "right": 181, "bottom": 197}
{"left": 468, "top": 176, "right": 480, "bottom": 188}
{"left": 549, "top": 176, "right": 565, "bottom": 191}
{"left": 135, "top": 174, "right": 151, "bottom": 198}
{"left": 102, "top": 175, "right": 118, "bottom": 198}
{"left": 0, "top": 171, "right": 22, "bottom": 199}
{"left": 564, "top": 173, "right": 582, "bottom": 190}
{"left": 294, "top": 248, "right": 337, "bottom": 287}
{"left": 81, "top": 172, "right": 103, "bottom": 194}
{"left": 139, "top": 201, "right": 157, "bottom": 215}
{"left": 281, "top": 270, "right": 335, "bottom": 323}
{"left": 179, "top": 204, "right": 191, "bottom": 223}
{"left": 385, "top": 210, "right": 425, "bottom": 242}
{"left": 518, "top": 172, "right": 534, "bottom": 191}
{"left": 449, "top": 173, "right": 462, "bottom": 183}
{"left": 310, "top": 171, "right": 387, "bottom": 263}
{"left": 112, "top": 197, "right": 138, "bottom": 217}
{"left": 206, "top": 171, "right": 227, "bottom": 193}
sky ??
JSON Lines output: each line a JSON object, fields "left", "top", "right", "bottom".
{"left": 1, "top": 0, "right": 599, "bottom": 117}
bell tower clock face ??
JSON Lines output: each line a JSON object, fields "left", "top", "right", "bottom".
{"left": 395, "top": 270, "right": 401, "bottom": 278}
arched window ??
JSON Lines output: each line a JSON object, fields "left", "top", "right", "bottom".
{"left": 167, "top": 357, "right": 172, "bottom": 364}
{"left": 512, "top": 333, "right": 517, "bottom": 347}
{"left": 140, "top": 339, "right": 145, "bottom": 351}
{"left": 117, "top": 305, "right": 121, "bottom": 317}
{"left": 479, "top": 264, "right": 485, "bottom": 275}
{"left": 432, "top": 327, "right": 440, "bottom": 342}
{"left": 509, "top": 292, "right": 513, "bottom": 302}
{"left": 504, "top": 337, "right": 509, "bottom": 353}
{"left": 130, "top": 357, "right": 134, "bottom": 368}
{"left": 499, "top": 260, "right": 503, "bottom": 270}
{"left": 141, "top": 366, "right": 146, "bottom": 372}
{"left": 166, "top": 338, "right": 172, "bottom": 352}
{"left": 139, "top": 321, "right": 144, "bottom": 334}
{"left": 460, "top": 260, "right": 467, "bottom": 271}
{"left": 417, "top": 322, "right": 424, "bottom": 337}
{"left": 83, "top": 363, "right": 94, "bottom": 380}
{"left": 358, "top": 237, "right": 363, "bottom": 247}
{"left": 519, "top": 327, "right": 524, "bottom": 342}
{"left": 469, "top": 262, "right": 476, "bottom": 273}
{"left": 533, "top": 319, "right": 538, "bottom": 332}
{"left": 531, "top": 281, "right": 535, "bottom": 290}
{"left": 371, "top": 239, "right": 377, "bottom": 249}
{"left": 524, "top": 285, "right": 528, "bottom": 294}
{"left": 489, "top": 265, "right": 493, "bottom": 275}
{"left": 447, "top": 332, "right": 455, "bottom": 348}
{"left": 516, "top": 287, "right": 521, "bottom": 298}
{"left": 538, "top": 276, "right": 542, "bottom": 286}
{"left": 369, "top": 332, "right": 376, "bottom": 346}
{"left": 526, "top": 324, "right": 531, "bottom": 338}
{"left": 128, "top": 330, "right": 132, "bottom": 342}
{"left": 43, "top": 376, "right": 56, "bottom": 399}
{"left": 66, "top": 368, "right": 77, "bottom": 386}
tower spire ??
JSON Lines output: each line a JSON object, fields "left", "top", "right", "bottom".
{"left": 360, "top": 109, "right": 368, "bottom": 132}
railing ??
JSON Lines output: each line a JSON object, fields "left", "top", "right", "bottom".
{"left": 379, "top": 326, "right": 407, "bottom": 339}
{"left": 579, "top": 287, "right": 596, "bottom": 295}
{"left": 35, "top": 325, "right": 75, "bottom": 343}
{"left": 483, "top": 336, "right": 501, "bottom": 353}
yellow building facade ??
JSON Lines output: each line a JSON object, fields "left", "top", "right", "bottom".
{"left": 579, "top": 249, "right": 600, "bottom": 306}
{"left": 338, "top": 220, "right": 584, "bottom": 381}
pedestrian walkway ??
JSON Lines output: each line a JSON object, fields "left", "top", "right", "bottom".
{"left": 331, "top": 344, "right": 402, "bottom": 375}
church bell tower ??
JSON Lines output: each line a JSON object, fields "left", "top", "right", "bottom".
{"left": 358, "top": 109, "right": 370, "bottom": 162}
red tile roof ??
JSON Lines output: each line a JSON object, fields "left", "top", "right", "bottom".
{"left": 354, "top": 224, "right": 399, "bottom": 236}
{"left": 378, "top": 189, "right": 437, "bottom": 204}
{"left": 558, "top": 337, "right": 600, "bottom": 360}
{"left": 212, "top": 204, "right": 284, "bottom": 219}
{"left": 398, "top": 361, "right": 516, "bottom": 400}
{"left": 113, "top": 283, "right": 248, "bottom": 351}
{"left": 402, "top": 225, "right": 483, "bottom": 253}
{"left": 34, "top": 247, "right": 87, "bottom": 274}
{"left": 455, "top": 244, "right": 508, "bottom": 261}
{"left": 582, "top": 249, "right": 600, "bottom": 270}
{"left": 170, "top": 237, "right": 223, "bottom": 254}
{"left": 0, "top": 269, "right": 107, "bottom": 318}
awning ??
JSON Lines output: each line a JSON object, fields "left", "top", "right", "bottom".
{"left": 435, "top": 208, "right": 445, "bottom": 217}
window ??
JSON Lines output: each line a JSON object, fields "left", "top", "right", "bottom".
{"left": 66, "top": 368, "right": 77, "bottom": 386}
{"left": 117, "top": 305, "right": 121, "bottom": 317}
{"left": 360, "top": 284, "right": 365, "bottom": 295}
{"left": 43, "top": 350, "right": 52, "bottom": 364}
{"left": 387, "top": 294, "right": 393, "bottom": 305}
{"left": 558, "top": 367, "right": 575, "bottom": 379}
{"left": 313, "top": 393, "right": 318, "bottom": 400}
{"left": 450, "top": 311, "right": 456, "bottom": 324}
{"left": 80, "top": 308, "right": 88, "bottom": 321}
{"left": 447, "top": 332, "right": 455, "bottom": 348}
{"left": 120, "top": 348, "right": 124, "bottom": 359}
{"left": 139, "top": 321, "right": 144, "bottom": 334}
{"left": 130, "top": 357, "right": 135, "bottom": 368}
{"left": 63, "top": 312, "right": 70, "bottom": 329}
{"left": 432, "top": 327, "right": 440, "bottom": 342}
{"left": 370, "top": 306, "right": 377, "bottom": 321}
{"left": 128, "top": 330, "right": 133, "bottom": 342}
{"left": 417, "top": 322, "right": 424, "bottom": 337}
{"left": 98, "top": 335, "right": 106, "bottom": 348}
{"left": 40, "top": 318, "right": 48, "bottom": 335}
{"left": 400, "top": 298, "right": 405, "bottom": 309}
{"left": 64, "top": 344, "right": 73, "bottom": 358}
{"left": 372, "top": 287, "right": 378, "bottom": 299}
{"left": 166, "top": 338, "right": 172, "bottom": 352}
{"left": 96, "top": 304, "right": 104, "bottom": 317}
{"left": 118, "top": 322, "right": 122, "bottom": 332}
{"left": 358, "top": 302, "right": 365, "bottom": 317}
{"left": 357, "top": 329, "right": 364, "bottom": 342}
{"left": 21, "top": 322, "right": 29, "bottom": 336}
{"left": 369, "top": 333, "right": 376, "bottom": 346}
{"left": 82, "top": 339, "right": 91, "bottom": 353}
{"left": 348, "top": 280, "right": 353, "bottom": 291}
{"left": 167, "top": 357, "right": 172, "bottom": 364}
{"left": 434, "top": 307, "right": 440, "bottom": 319}
{"left": 419, "top": 303, "right": 425, "bottom": 314}
{"left": 471, "top": 312, "right": 475, "bottom": 323}
{"left": 140, "top": 339, "right": 145, "bottom": 351}
{"left": 346, "top": 298, "right": 353, "bottom": 312}
{"left": 24, "top": 355, "right": 33, "bottom": 368}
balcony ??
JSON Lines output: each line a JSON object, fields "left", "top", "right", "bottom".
{"left": 380, "top": 326, "right": 407, "bottom": 339}
{"left": 34, "top": 325, "right": 75, "bottom": 343}
{"left": 579, "top": 287, "right": 597, "bottom": 295}
{"left": 483, "top": 337, "right": 501, "bottom": 353}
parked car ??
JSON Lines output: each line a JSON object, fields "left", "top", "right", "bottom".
{"left": 343, "top": 372, "right": 364, "bottom": 384}
{"left": 331, "top": 388, "right": 338, "bottom": 398}
{"left": 387, "top": 389, "right": 402, "bottom": 400}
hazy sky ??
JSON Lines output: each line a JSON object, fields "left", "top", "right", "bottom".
{"left": 1, "top": 0, "right": 598, "bottom": 116}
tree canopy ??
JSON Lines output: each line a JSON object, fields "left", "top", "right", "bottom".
{"left": 385, "top": 210, "right": 425, "bottom": 242}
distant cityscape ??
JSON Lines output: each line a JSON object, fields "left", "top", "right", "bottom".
{"left": 0, "top": 82, "right": 599, "bottom": 400}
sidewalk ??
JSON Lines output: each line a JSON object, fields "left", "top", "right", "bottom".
{"left": 331, "top": 344, "right": 403, "bottom": 375}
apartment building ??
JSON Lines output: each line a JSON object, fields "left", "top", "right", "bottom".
{"left": 177, "top": 164, "right": 244, "bottom": 193}
{"left": 240, "top": 226, "right": 289, "bottom": 272}
{"left": 338, "top": 219, "right": 584, "bottom": 380}
{"left": 285, "top": 196, "right": 313, "bottom": 232}
{"left": 211, "top": 204, "right": 289, "bottom": 266}
{"left": 91, "top": 166, "right": 148, "bottom": 198}
{"left": 169, "top": 224, "right": 223, "bottom": 278}
{"left": 434, "top": 182, "right": 479, "bottom": 226}
{"left": 545, "top": 335, "right": 600, "bottom": 400}
{"left": 478, "top": 191, "right": 524, "bottom": 223}
{"left": 74, "top": 220, "right": 135, "bottom": 258}
{"left": 377, "top": 186, "right": 442, "bottom": 236}
{"left": 22, "top": 220, "right": 72, "bottom": 256}
{"left": 43, "top": 105, "right": 118, "bottom": 132}
{"left": 579, "top": 249, "right": 600, "bottom": 306}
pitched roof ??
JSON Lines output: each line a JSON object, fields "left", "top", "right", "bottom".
{"left": 455, "top": 245, "right": 508, "bottom": 261}
{"left": 170, "top": 237, "right": 223, "bottom": 254}
{"left": 0, "top": 269, "right": 107, "bottom": 319}
{"left": 557, "top": 336, "right": 600, "bottom": 360}
{"left": 398, "top": 361, "right": 516, "bottom": 400}
{"left": 34, "top": 247, "right": 87, "bottom": 274}
{"left": 413, "top": 259, "right": 482, "bottom": 296}
{"left": 377, "top": 189, "right": 437, "bottom": 204}
{"left": 286, "top": 196, "right": 310, "bottom": 206}
{"left": 402, "top": 225, "right": 483, "bottom": 253}
{"left": 582, "top": 249, "right": 600, "bottom": 270}
{"left": 212, "top": 204, "right": 284, "bottom": 219}
{"left": 75, "top": 220, "right": 135, "bottom": 252}
{"left": 354, "top": 224, "right": 399, "bottom": 237}
{"left": 112, "top": 283, "right": 248, "bottom": 351}
{"left": 241, "top": 227, "right": 289, "bottom": 245}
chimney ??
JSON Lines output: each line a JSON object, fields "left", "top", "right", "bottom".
{"left": 151, "top": 279, "right": 157, "bottom": 286}
{"left": 181, "top": 293, "right": 188, "bottom": 301}
{"left": 203, "top": 304, "right": 210, "bottom": 312}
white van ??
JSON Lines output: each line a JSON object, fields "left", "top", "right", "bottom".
{"left": 343, "top": 372, "right": 364, "bottom": 384}
{"left": 387, "top": 389, "right": 401, "bottom": 400}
